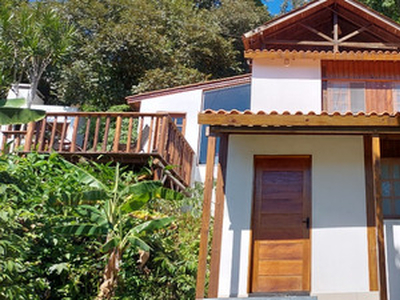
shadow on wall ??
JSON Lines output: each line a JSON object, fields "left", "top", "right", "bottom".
{"left": 385, "top": 220, "right": 400, "bottom": 300}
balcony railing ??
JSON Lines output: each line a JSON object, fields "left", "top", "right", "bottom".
{"left": 0, "top": 112, "right": 195, "bottom": 186}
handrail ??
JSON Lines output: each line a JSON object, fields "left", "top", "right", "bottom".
{"left": 0, "top": 112, "right": 194, "bottom": 186}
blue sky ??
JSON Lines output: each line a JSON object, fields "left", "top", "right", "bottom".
{"left": 261, "top": 0, "right": 285, "bottom": 15}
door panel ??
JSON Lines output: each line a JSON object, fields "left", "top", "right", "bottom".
{"left": 251, "top": 156, "right": 311, "bottom": 294}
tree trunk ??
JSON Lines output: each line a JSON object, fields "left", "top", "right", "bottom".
{"left": 27, "top": 77, "right": 39, "bottom": 109}
{"left": 96, "top": 247, "right": 121, "bottom": 300}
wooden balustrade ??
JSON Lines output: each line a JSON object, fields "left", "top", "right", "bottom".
{"left": 0, "top": 112, "right": 195, "bottom": 186}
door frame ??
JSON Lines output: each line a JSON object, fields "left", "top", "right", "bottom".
{"left": 248, "top": 155, "right": 312, "bottom": 295}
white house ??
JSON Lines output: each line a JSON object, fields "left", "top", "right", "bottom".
{"left": 128, "top": 0, "right": 400, "bottom": 300}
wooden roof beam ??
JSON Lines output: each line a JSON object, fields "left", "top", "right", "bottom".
{"left": 300, "top": 23, "right": 333, "bottom": 42}
{"left": 338, "top": 25, "right": 370, "bottom": 43}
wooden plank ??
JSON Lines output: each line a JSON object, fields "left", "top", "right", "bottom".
{"left": 364, "top": 136, "right": 379, "bottom": 291}
{"left": 70, "top": 116, "right": 80, "bottom": 152}
{"left": 59, "top": 117, "right": 68, "bottom": 151}
{"left": 198, "top": 112, "right": 400, "bottom": 127}
{"left": 48, "top": 117, "right": 58, "bottom": 150}
{"left": 258, "top": 260, "right": 303, "bottom": 276}
{"left": 158, "top": 116, "right": 169, "bottom": 157}
{"left": 126, "top": 116, "right": 133, "bottom": 153}
{"left": 113, "top": 115, "right": 122, "bottom": 152}
{"left": 195, "top": 136, "right": 216, "bottom": 299}
{"left": 83, "top": 117, "right": 91, "bottom": 151}
{"left": 256, "top": 276, "right": 302, "bottom": 292}
{"left": 372, "top": 136, "right": 388, "bottom": 300}
{"left": 38, "top": 119, "right": 47, "bottom": 151}
{"left": 258, "top": 241, "right": 304, "bottom": 260}
{"left": 101, "top": 116, "right": 111, "bottom": 152}
{"left": 23, "top": 122, "right": 35, "bottom": 152}
{"left": 333, "top": 10, "right": 339, "bottom": 52}
{"left": 92, "top": 117, "right": 101, "bottom": 152}
{"left": 208, "top": 134, "right": 228, "bottom": 298}
{"left": 147, "top": 116, "right": 154, "bottom": 153}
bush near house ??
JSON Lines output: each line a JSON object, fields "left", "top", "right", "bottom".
{"left": 0, "top": 153, "right": 204, "bottom": 299}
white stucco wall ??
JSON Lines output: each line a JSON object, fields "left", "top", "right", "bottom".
{"left": 251, "top": 58, "right": 322, "bottom": 113}
{"left": 218, "top": 135, "right": 370, "bottom": 298}
{"left": 139, "top": 89, "right": 204, "bottom": 182}
{"left": 139, "top": 89, "right": 203, "bottom": 154}
{"left": 385, "top": 220, "right": 400, "bottom": 300}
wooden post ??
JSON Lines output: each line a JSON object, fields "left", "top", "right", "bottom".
{"left": 113, "top": 115, "right": 122, "bottom": 152}
{"left": 333, "top": 10, "right": 339, "bottom": 52}
{"left": 158, "top": 116, "right": 169, "bottom": 157}
{"left": 364, "top": 136, "right": 379, "bottom": 291}
{"left": 208, "top": 134, "right": 228, "bottom": 298}
{"left": 372, "top": 136, "right": 388, "bottom": 300}
{"left": 70, "top": 116, "right": 80, "bottom": 153}
{"left": 196, "top": 135, "right": 216, "bottom": 299}
{"left": 23, "top": 122, "right": 35, "bottom": 152}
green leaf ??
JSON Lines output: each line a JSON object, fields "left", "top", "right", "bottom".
{"left": 120, "top": 181, "right": 163, "bottom": 213}
{"left": 131, "top": 217, "right": 175, "bottom": 235}
{"left": 0, "top": 98, "right": 25, "bottom": 108}
{"left": 156, "top": 187, "right": 183, "bottom": 201}
{"left": 77, "top": 205, "right": 107, "bottom": 226}
{"left": 81, "top": 189, "right": 108, "bottom": 202}
{"left": 101, "top": 237, "right": 120, "bottom": 253}
{"left": 126, "top": 236, "right": 150, "bottom": 252}
{"left": 121, "top": 181, "right": 163, "bottom": 198}
{"left": 61, "top": 160, "right": 107, "bottom": 190}
{"left": 0, "top": 107, "right": 45, "bottom": 125}
{"left": 55, "top": 224, "right": 108, "bottom": 236}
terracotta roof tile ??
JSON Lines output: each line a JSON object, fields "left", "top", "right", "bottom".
{"left": 244, "top": 49, "right": 400, "bottom": 60}
{"left": 200, "top": 110, "right": 400, "bottom": 117}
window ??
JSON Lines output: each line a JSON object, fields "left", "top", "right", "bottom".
{"left": 322, "top": 61, "right": 400, "bottom": 113}
{"left": 169, "top": 113, "right": 186, "bottom": 135}
{"left": 381, "top": 158, "right": 400, "bottom": 219}
{"left": 327, "top": 82, "right": 365, "bottom": 113}
{"left": 199, "top": 84, "right": 251, "bottom": 164}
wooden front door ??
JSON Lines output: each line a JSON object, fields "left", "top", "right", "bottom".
{"left": 251, "top": 156, "right": 311, "bottom": 294}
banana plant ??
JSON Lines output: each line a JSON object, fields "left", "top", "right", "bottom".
{"left": 0, "top": 98, "right": 45, "bottom": 125}
{"left": 57, "top": 163, "right": 183, "bottom": 300}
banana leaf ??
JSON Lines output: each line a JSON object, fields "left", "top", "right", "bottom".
{"left": 0, "top": 107, "right": 45, "bottom": 125}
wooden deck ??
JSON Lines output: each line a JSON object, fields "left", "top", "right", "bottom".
{"left": 0, "top": 112, "right": 195, "bottom": 189}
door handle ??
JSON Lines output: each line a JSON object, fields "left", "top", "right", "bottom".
{"left": 302, "top": 217, "right": 310, "bottom": 229}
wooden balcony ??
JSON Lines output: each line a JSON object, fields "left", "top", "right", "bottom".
{"left": 0, "top": 112, "right": 195, "bottom": 189}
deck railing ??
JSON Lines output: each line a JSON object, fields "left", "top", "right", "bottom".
{"left": 0, "top": 112, "right": 195, "bottom": 186}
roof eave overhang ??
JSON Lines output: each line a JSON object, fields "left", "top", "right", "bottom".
{"left": 244, "top": 49, "right": 400, "bottom": 60}
{"left": 198, "top": 111, "right": 400, "bottom": 135}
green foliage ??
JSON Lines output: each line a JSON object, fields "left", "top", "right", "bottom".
{"left": 43, "top": 0, "right": 269, "bottom": 108}
{"left": 0, "top": 0, "right": 75, "bottom": 107}
{"left": 0, "top": 153, "right": 204, "bottom": 299}
{"left": 114, "top": 182, "right": 204, "bottom": 299}
{"left": 0, "top": 98, "right": 45, "bottom": 125}
{"left": 359, "top": 0, "right": 400, "bottom": 23}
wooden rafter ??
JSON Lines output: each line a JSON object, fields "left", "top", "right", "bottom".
{"left": 254, "top": 1, "right": 400, "bottom": 53}
{"left": 300, "top": 23, "right": 333, "bottom": 42}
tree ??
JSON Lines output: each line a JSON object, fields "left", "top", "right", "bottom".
{"left": 211, "top": 0, "right": 270, "bottom": 71}
{"left": 58, "top": 163, "right": 183, "bottom": 299}
{"left": 359, "top": 0, "right": 400, "bottom": 23}
{"left": 0, "top": 2, "right": 75, "bottom": 108}
{"left": 280, "top": 0, "right": 310, "bottom": 14}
